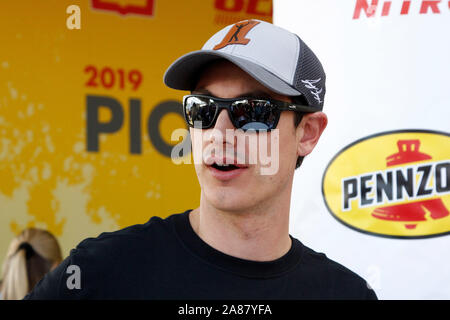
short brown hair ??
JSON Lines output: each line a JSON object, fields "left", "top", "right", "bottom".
{"left": 293, "top": 112, "right": 305, "bottom": 169}
{"left": 292, "top": 95, "right": 309, "bottom": 169}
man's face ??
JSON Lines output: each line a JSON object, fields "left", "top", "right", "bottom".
{"left": 190, "top": 60, "right": 302, "bottom": 213}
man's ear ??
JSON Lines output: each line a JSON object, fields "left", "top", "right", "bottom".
{"left": 296, "top": 111, "right": 328, "bottom": 157}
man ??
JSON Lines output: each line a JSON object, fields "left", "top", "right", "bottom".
{"left": 25, "top": 20, "right": 377, "bottom": 299}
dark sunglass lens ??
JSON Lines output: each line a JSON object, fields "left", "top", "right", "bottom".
{"left": 184, "top": 97, "right": 217, "bottom": 128}
{"left": 231, "top": 100, "right": 278, "bottom": 131}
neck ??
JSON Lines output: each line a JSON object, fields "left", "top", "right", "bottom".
{"left": 189, "top": 186, "right": 293, "bottom": 262}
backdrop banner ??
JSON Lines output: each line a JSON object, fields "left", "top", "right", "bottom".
{"left": 276, "top": 0, "right": 449, "bottom": 299}
{"left": 0, "top": 0, "right": 272, "bottom": 267}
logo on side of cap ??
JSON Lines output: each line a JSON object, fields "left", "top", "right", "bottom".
{"left": 213, "top": 20, "right": 260, "bottom": 50}
{"left": 301, "top": 78, "right": 323, "bottom": 105}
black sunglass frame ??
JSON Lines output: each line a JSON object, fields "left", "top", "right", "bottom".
{"left": 182, "top": 94, "right": 321, "bottom": 131}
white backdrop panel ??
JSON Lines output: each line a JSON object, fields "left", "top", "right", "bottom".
{"left": 276, "top": 0, "right": 450, "bottom": 299}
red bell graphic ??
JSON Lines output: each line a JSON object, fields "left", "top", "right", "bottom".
{"left": 371, "top": 140, "right": 449, "bottom": 229}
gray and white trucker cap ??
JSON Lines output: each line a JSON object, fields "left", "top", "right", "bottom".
{"left": 164, "top": 19, "right": 326, "bottom": 110}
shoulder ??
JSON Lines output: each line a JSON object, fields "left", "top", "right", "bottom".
{"left": 72, "top": 212, "right": 182, "bottom": 262}
{"left": 76, "top": 215, "right": 168, "bottom": 250}
{"left": 24, "top": 212, "right": 187, "bottom": 299}
{"left": 298, "top": 242, "right": 377, "bottom": 299}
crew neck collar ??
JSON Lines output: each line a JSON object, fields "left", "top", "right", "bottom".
{"left": 173, "top": 209, "right": 303, "bottom": 279}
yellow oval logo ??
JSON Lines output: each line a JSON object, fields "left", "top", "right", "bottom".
{"left": 322, "top": 130, "right": 450, "bottom": 239}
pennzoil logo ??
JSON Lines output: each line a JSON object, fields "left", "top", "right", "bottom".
{"left": 322, "top": 130, "right": 450, "bottom": 239}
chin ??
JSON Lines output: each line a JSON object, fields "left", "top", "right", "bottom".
{"left": 203, "top": 184, "right": 260, "bottom": 213}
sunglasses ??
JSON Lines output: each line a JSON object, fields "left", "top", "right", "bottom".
{"left": 183, "top": 94, "right": 320, "bottom": 131}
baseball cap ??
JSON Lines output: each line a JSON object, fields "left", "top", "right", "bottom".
{"left": 164, "top": 19, "right": 326, "bottom": 110}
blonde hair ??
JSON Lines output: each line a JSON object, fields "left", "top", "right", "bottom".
{"left": 0, "top": 228, "right": 63, "bottom": 300}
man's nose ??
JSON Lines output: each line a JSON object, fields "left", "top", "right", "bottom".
{"left": 213, "top": 109, "right": 235, "bottom": 132}
{"left": 206, "top": 109, "right": 235, "bottom": 145}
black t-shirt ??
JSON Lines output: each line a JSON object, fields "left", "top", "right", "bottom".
{"left": 24, "top": 210, "right": 377, "bottom": 300}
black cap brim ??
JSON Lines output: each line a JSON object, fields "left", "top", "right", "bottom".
{"left": 164, "top": 50, "right": 302, "bottom": 96}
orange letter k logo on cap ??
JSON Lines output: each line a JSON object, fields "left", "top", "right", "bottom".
{"left": 213, "top": 20, "right": 260, "bottom": 50}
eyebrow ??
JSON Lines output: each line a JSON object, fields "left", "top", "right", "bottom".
{"left": 192, "top": 88, "right": 274, "bottom": 100}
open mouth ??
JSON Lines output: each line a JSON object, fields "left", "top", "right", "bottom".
{"left": 206, "top": 160, "right": 249, "bottom": 181}
{"left": 211, "top": 163, "right": 241, "bottom": 171}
